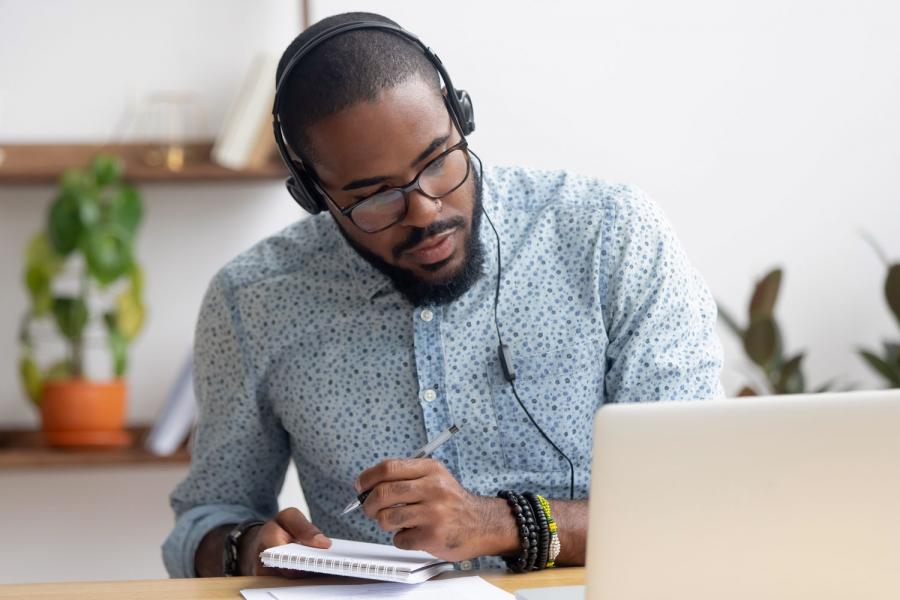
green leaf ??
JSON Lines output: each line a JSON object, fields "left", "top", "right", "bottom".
{"left": 716, "top": 303, "right": 744, "bottom": 338}
{"left": 115, "top": 287, "right": 145, "bottom": 341}
{"left": 78, "top": 194, "right": 101, "bottom": 228}
{"left": 858, "top": 349, "right": 900, "bottom": 386}
{"left": 107, "top": 184, "right": 142, "bottom": 234}
{"left": 92, "top": 154, "right": 123, "bottom": 187}
{"left": 129, "top": 264, "right": 145, "bottom": 296}
{"left": 885, "top": 342, "right": 900, "bottom": 370}
{"left": 25, "top": 232, "right": 64, "bottom": 270}
{"left": 886, "top": 264, "right": 900, "bottom": 326}
{"left": 81, "top": 224, "right": 133, "bottom": 285}
{"left": 744, "top": 316, "right": 778, "bottom": 367}
{"left": 24, "top": 233, "right": 65, "bottom": 315}
{"left": 108, "top": 329, "right": 128, "bottom": 377}
{"left": 19, "top": 356, "right": 43, "bottom": 405}
{"left": 777, "top": 353, "right": 806, "bottom": 394}
{"left": 60, "top": 167, "right": 92, "bottom": 194}
{"left": 52, "top": 297, "right": 89, "bottom": 341}
{"left": 749, "top": 269, "right": 782, "bottom": 323}
{"left": 103, "top": 314, "right": 131, "bottom": 375}
{"left": 47, "top": 191, "right": 84, "bottom": 254}
{"left": 24, "top": 265, "right": 53, "bottom": 315}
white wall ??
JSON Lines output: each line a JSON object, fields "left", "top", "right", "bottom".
{"left": 1, "top": 0, "right": 898, "bottom": 585}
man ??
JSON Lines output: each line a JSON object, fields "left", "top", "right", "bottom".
{"left": 163, "top": 12, "right": 723, "bottom": 578}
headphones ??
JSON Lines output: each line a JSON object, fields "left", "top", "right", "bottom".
{"left": 271, "top": 20, "right": 476, "bottom": 216}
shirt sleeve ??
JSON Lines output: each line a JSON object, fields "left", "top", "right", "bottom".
{"left": 162, "top": 270, "right": 291, "bottom": 578}
{"left": 599, "top": 187, "right": 725, "bottom": 402}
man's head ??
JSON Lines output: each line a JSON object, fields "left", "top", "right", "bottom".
{"left": 275, "top": 13, "right": 484, "bottom": 306}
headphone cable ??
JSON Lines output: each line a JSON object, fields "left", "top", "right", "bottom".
{"left": 472, "top": 151, "right": 576, "bottom": 500}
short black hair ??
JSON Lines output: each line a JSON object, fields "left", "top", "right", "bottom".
{"left": 275, "top": 12, "right": 441, "bottom": 161}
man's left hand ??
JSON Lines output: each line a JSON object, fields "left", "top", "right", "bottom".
{"left": 356, "top": 458, "right": 518, "bottom": 561}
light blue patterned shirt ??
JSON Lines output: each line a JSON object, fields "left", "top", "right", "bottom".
{"left": 162, "top": 165, "right": 724, "bottom": 577}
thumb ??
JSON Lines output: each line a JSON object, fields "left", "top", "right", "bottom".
{"left": 275, "top": 507, "right": 332, "bottom": 549}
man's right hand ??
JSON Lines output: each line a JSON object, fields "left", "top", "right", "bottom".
{"left": 239, "top": 507, "right": 332, "bottom": 576}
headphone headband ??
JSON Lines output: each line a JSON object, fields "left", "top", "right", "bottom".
{"left": 272, "top": 19, "right": 475, "bottom": 216}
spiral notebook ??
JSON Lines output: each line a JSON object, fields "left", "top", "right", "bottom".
{"left": 259, "top": 538, "right": 454, "bottom": 583}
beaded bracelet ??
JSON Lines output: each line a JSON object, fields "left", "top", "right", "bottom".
{"left": 499, "top": 490, "right": 558, "bottom": 572}
{"left": 524, "top": 492, "right": 550, "bottom": 570}
{"left": 498, "top": 490, "right": 532, "bottom": 572}
{"left": 516, "top": 493, "right": 540, "bottom": 571}
{"left": 536, "top": 494, "right": 560, "bottom": 567}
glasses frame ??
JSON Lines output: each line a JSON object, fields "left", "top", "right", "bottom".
{"left": 314, "top": 138, "right": 471, "bottom": 234}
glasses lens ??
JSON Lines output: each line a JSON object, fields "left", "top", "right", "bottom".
{"left": 351, "top": 189, "right": 407, "bottom": 233}
{"left": 419, "top": 148, "right": 469, "bottom": 198}
{"left": 347, "top": 146, "right": 470, "bottom": 233}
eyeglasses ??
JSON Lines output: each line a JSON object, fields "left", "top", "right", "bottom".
{"left": 317, "top": 139, "right": 471, "bottom": 233}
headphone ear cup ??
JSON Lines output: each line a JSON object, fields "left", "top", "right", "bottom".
{"left": 455, "top": 89, "right": 475, "bottom": 135}
{"left": 285, "top": 172, "right": 325, "bottom": 215}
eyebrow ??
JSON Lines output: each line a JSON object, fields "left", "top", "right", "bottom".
{"left": 340, "top": 134, "right": 451, "bottom": 192}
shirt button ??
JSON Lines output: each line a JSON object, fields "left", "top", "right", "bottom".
{"left": 420, "top": 309, "right": 434, "bottom": 322}
{"left": 421, "top": 389, "right": 437, "bottom": 402}
{"left": 459, "top": 560, "right": 473, "bottom": 571}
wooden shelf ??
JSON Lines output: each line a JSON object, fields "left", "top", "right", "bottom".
{"left": 0, "top": 142, "right": 287, "bottom": 184}
{"left": 0, "top": 425, "right": 191, "bottom": 469}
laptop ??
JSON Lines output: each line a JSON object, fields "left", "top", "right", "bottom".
{"left": 518, "top": 390, "right": 900, "bottom": 600}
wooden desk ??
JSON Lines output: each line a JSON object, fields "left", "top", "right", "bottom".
{"left": 0, "top": 568, "right": 585, "bottom": 599}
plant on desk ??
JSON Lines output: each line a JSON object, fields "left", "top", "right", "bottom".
{"left": 18, "top": 154, "right": 146, "bottom": 447}
{"left": 718, "top": 268, "right": 833, "bottom": 396}
{"left": 857, "top": 236, "right": 900, "bottom": 388}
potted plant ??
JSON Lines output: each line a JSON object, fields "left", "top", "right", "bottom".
{"left": 717, "top": 268, "right": 834, "bottom": 395}
{"left": 18, "top": 154, "right": 146, "bottom": 447}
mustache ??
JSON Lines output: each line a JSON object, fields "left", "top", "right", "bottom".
{"left": 393, "top": 216, "right": 466, "bottom": 260}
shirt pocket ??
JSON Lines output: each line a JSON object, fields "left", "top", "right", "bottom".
{"left": 488, "top": 339, "right": 603, "bottom": 473}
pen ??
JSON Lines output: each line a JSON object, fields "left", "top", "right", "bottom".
{"left": 341, "top": 424, "right": 461, "bottom": 515}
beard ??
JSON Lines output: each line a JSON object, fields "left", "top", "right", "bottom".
{"left": 337, "top": 173, "right": 485, "bottom": 307}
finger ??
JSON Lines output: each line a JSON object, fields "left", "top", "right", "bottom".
{"left": 355, "top": 458, "right": 438, "bottom": 493}
{"left": 361, "top": 479, "right": 426, "bottom": 518}
{"left": 253, "top": 519, "right": 329, "bottom": 577}
{"left": 376, "top": 504, "right": 427, "bottom": 533}
{"left": 244, "top": 522, "right": 290, "bottom": 576}
{"left": 393, "top": 527, "right": 428, "bottom": 552}
{"left": 275, "top": 507, "right": 331, "bottom": 549}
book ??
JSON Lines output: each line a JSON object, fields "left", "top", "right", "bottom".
{"left": 212, "top": 53, "right": 279, "bottom": 170}
{"left": 144, "top": 353, "right": 196, "bottom": 455}
{"left": 259, "top": 538, "right": 454, "bottom": 584}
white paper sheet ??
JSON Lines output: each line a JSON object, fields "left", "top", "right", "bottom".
{"left": 241, "top": 575, "right": 514, "bottom": 600}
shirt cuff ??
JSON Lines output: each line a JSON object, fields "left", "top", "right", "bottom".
{"left": 162, "top": 503, "right": 265, "bottom": 578}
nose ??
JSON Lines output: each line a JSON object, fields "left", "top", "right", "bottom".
{"left": 398, "top": 190, "right": 442, "bottom": 229}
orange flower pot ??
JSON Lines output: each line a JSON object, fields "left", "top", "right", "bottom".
{"left": 40, "top": 378, "right": 132, "bottom": 448}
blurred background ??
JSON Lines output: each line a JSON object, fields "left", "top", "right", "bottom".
{"left": 0, "top": 0, "right": 898, "bottom": 584}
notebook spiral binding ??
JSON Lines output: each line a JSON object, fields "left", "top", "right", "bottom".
{"left": 266, "top": 551, "right": 401, "bottom": 578}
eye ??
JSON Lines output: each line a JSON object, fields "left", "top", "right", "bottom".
{"left": 354, "top": 186, "right": 391, "bottom": 202}
{"left": 424, "top": 155, "right": 447, "bottom": 175}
